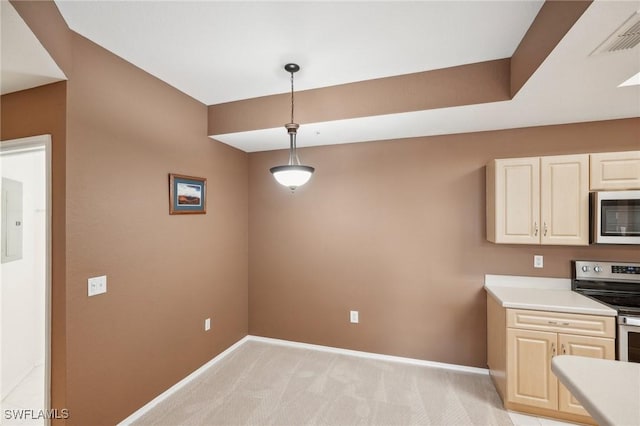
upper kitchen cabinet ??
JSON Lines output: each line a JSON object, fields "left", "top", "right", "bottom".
{"left": 540, "top": 155, "right": 589, "bottom": 245}
{"left": 590, "top": 151, "right": 640, "bottom": 191}
{"left": 487, "top": 154, "right": 589, "bottom": 245}
{"left": 486, "top": 157, "right": 540, "bottom": 244}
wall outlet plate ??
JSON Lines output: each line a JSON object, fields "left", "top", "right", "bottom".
{"left": 350, "top": 310, "right": 359, "bottom": 324}
{"left": 534, "top": 255, "right": 544, "bottom": 269}
{"left": 88, "top": 275, "right": 107, "bottom": 297}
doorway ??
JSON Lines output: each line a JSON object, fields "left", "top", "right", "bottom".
{"left": 0, "top": 135, "right": 51, "bottom": 425}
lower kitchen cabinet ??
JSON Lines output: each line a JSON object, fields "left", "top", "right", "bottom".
{"left": 507, "top": 328, "right": 558, "bottom": 410}
{"left": 557, "top": 334, "right": 615, "bottom": 416}
{"left": 487, "top": 296, "right": 615, "bottom": 423}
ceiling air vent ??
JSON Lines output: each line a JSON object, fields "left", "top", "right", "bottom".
{"left": 592, "top": 11, "right": 640, "bottom": 55}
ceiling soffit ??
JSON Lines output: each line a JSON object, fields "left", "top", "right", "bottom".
{"left": 208, "top": 59, "right": 511, "bottom": 136}
{"left": 208, "top": 0, "right": 593, "bottom": 150}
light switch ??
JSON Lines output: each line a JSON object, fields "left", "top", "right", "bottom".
{"left": 350, "top": 310, "right": 359, "bottom": 324}
{"left": 88, "top": 275, "right": 107, "bottom": 296}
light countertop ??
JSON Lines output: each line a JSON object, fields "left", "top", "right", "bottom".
{"left": 484, "top": 274, "right": 616, "bottom": 316}
{"left": 552, "top": 355, "right": 640, "bottom": 426}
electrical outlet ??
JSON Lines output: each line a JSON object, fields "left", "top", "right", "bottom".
{"left": 88, "top": 275, "right": 107, "bottom": 297}
{"left": 204, "top": 318, "right": 211, "bottom": 331}
{"left": 350, "top": 310, "right": 359, "bottom": 324}
{"left": 534, "top": 255, "right": 544, "bottom": 269}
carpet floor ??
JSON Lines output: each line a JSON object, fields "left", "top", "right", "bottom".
{"left": 133, "top": 340, "right": 513, "bottom": 426}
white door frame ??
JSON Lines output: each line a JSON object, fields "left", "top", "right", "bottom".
{"left": 0, "top": 134, "right": 52, "bottom": 423}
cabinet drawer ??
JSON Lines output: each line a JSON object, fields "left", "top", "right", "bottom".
{"left": 507, "top": 309, "right": 615, "bottom": 338}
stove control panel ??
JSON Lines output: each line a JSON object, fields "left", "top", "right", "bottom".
{"left": 612, "top": 265, "right": 640, "bottom": 275}
{"left": 575, "top": 260, "right": 640, "bottom": 282}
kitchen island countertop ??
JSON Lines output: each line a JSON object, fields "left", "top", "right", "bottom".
{"left": 551, "top": 355, "right": 640, "bottom": 426}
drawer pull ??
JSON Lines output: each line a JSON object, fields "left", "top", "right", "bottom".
{"left": 546, "top": 320, "right": 571, "bottom": 326}
{"left": 561, "top": 344, "right": 567, "bottom": 355}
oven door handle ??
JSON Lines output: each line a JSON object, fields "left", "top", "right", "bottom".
{"left": 622, "top": 317, "right": 640, "bottom": 327}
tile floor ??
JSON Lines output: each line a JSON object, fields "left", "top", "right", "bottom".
{"left": 1, "top": 364, "right": 45, "bottom": 426}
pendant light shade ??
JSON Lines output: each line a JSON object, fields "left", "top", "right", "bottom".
{"left": 270, "top": 165, "right": 314, "bottom": 188}
{"left": 270, "top": 63, "right": 315, "bottom": 191}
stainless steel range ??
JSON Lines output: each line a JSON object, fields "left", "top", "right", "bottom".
{"left": 572, "top": 260, "right": 640, "bottom": 363}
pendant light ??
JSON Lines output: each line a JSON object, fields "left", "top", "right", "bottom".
{"left": 270, "top": 63, "right": 315, "bottom": 191}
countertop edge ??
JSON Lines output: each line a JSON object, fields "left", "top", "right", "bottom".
{"left": 485, "top": 284, "right": 617, "bottom": 317}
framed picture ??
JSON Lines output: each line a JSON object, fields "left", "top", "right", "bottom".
{"left": 169, "top": 174, "right": 207, "bottom": 215}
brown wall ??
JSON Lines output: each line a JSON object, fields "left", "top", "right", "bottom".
{"left": 1, "top": 81, "right": 68, "bottom": 421}
{"left": 61, "top": 34, "right": 248, "bottom": 424}
{"left": 248, "top": 118, "right": 640, "bottom": 369}
{"left": 4, "top": 4, "right": 250, "bottom": 423}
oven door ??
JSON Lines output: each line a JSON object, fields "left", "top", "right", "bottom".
{"left": 592, "top": 191, "right": 640, "bottom": 244}
{"left": 618, "top": 316, "right": 640, "bottom": 362}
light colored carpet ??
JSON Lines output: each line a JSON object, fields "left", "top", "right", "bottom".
{"left": 133, "top": 340, "right": 513, "bottom": 426}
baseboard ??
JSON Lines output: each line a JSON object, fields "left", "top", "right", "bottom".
{"left": 119, "top": 334, "right": 488, "bottom": 424}
{"left": 247, "top": 335, "right": 489, "bottom": 375}
{"left": 117, "top": 335, "right": 250, "bottom": 425}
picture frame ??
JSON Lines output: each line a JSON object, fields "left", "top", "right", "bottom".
{"left": 169, "top": 173, "right": 207, "bottom": 215}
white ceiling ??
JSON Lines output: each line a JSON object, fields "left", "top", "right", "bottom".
{"left": 53, "top": 0, "right": 545, "bottom": 105}
{"left": 1, "top": 0, "right": 66, "bottom": 95}
{"left": 4, "top": 1, "right": 640, "bottom": 152}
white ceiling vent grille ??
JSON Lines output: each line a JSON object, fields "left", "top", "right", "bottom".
{"left": 592, "top": 11, "right": 640, "bottom": 55}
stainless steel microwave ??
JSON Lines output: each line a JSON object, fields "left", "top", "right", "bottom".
{"left": 591, "top": 190, "right": 640, "bottom": 244}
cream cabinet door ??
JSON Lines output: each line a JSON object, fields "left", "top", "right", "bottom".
{"left": 590, "top": 151, "right": 640, "bottom": 190}
{"left": 557, "top": 334, "right": 615, "bottom": 416}
{"left": 507, "top": 328, "right": 558, "bottom": 410}
{"left": 487, "top": 157, "right": 540, "bottom": 244}
{"left": 540, "top": 154, "right": 589, "bottom": 245}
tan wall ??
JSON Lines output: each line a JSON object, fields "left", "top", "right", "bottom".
{"left": 3, "top": 9, "right": 250, "bottom": 423}
{"left": 248, "top": 118, "right": 640, "bottom": 369}
{"left": 1, "top": 81, "right": 68, "bottom": 422}
{"left": 60, "top": 34, "right": 248, "bottom": 424}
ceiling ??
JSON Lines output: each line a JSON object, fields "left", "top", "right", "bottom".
{"left": 1, "top": 0, "right": 66, "bottom": 95}
{"left": 3, "top": 1, "right": 640, "bottom": 152}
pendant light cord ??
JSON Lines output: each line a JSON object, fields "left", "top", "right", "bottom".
{"left": 288, "top": 69, "right": 299, "bottom": 166}
{"left": 290, "top": 71, "right": 295, "bottom": 124}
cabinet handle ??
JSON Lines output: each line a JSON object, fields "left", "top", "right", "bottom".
{"left": 548, "top": 320, "right": 558, "bottom": 325}
{"left": 534, "top": 222, "right": 538, "bottom": 236}
{"left": 562, "top": 322, "right": 570, "bottom": 326}
{"left": 544, "top": 222, "right": 548, "bottom": 236}
{"left": 561, "top": 344, "right": 567, "bottom": 355}
{"left": 551, "top": 342, "right": 556, "bottom": 357}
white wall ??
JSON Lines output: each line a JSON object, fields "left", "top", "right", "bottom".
{"left": 1, "top": 148, "right": 46, "bottom": 397}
